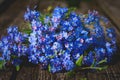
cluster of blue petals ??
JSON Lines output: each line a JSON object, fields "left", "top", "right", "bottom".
{"left": 0, "top": 26, "right": 28, "bottom": 66}
{"left": 0, "top": 7, "right": 117, "bottom": 73}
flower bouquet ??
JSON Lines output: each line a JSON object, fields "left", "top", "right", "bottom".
{"left": 0, "top": 7, "right": 117, "bottom": 74}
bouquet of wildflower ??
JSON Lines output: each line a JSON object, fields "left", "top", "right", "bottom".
{"left": 0, "top": 7, "right": 117, "bottom": 73}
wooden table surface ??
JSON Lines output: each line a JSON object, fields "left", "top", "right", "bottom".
{"left": 97, "top": 0, "right": 120, "bottom": 31}
{"left": 0, "top": 0, "right": 120, "bottom": 80}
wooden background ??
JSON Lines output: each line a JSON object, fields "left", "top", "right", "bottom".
{"left": 0, "top": 0, "right": 120, "bottom": 80}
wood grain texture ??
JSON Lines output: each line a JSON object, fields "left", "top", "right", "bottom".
{"left": 0, "top": 0, "right": 120, "bottom": 80}
{"left": 97, "top": 0, "right": 120, "bottom": 33}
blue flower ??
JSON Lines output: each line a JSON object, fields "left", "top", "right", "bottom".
{"left": 0, "top": 26, "right": 29, "bottom": 63}
{"left": 61, "top": 50, "right": 71, "bottom": 60}
{"left": 84, "top": 10, "right": 99, "bottom": 24}
{"left": 44, "top": 16, "right": 50, "bottom": 24}
{"left": 51, "top": 42, "right": 62, "bottom": 52}
{"left": 2, "top": 49, "right": 11, "bottom": 61}
{"left": 49, "top": 57, "right": 62, "bottom": 73}
{"left": 28, "top": 54, "right": 38, "bottom": 64}
{"left": 83, "top": 51, "right": 94, "bottom": 66}
{"left": 0, "top": 7, "right": 117, "bottom": 73}
{"left": 106, "top": 28, "right": 116, "bottom": 44}
{"left": 12, "top": 44, "right": 18, "bottom": 53}
{"left": 51, "top": 7, "right": 68, "bottom": 28}
{"left": 64, "top": 42, "right": 74, "bottom": 51}
{"left": 62, "top": 59, "right": 74, "bottom": 71}
{"left": 7, "top": 26, "right": 13, "bottom": 34}
{"left": 0, "top": 41, "right": 3, "bottom": 47}
{"left": 74, "top": 26, "right": 83, "bottom": 38}
{"left": 70, "top": 12, "right": 81, "bottom": 27}
{"left": 67, "top": 34, "right": 75, "bottom": 42}
{"left": 93, "top": 23, "right": 104, "bottom": 37}
{"left": 38, "top": 56, "right": 46, "bottom": 63}
{"left": 24, "top": 7, "right": 40, "bottom": 21}
{"left": 60, "top": 20, "right": 71, "bottom": 31}
{"left": 2, "top": 37, "right": 8, "bottom": 44}
{"left": 95, "top": 48, "right": 106, "bottom": 61}
{"left": 19, "top": 45, "right": 28, "bottom": 55}
{"left": 53, "top": 7, "right": 68, "bottom": 17}
{"left": 29, "top": 31, "right": 37, "bottom": 46}
{"left": 0, "top": 57, "right": 4, "bottom": 61}
{"left": 12, "top": 59, "right": 22, "bottom": 66}
{"left": 101, "top": 16, "right": 109, "bottom": 24}
{"left": 12, "top": 26, "right": 18, "bottom": 33}
{"left": 105, "top": 42, "right": 115, "bottom": 55}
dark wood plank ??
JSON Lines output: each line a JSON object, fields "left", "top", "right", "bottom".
{"left": 0, "top": 0, "right": 120, "bottom": 80}
{"left": 97, "top": 0, "right": 120, "bottom": 32}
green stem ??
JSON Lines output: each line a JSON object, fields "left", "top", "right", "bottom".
{"left": 82, "top": 66, "right": 108, "bottom": 70}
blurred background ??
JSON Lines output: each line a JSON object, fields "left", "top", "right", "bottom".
{"left": 0, "top": 0, "right": 120, "bottom": 36}
{"left": 0, "top": 0, "right": 120, "bottom": 80}
{"left": 0, "top": 0, "right": 120, "bottom": 42}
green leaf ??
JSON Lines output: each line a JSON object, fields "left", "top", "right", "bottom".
{"left": 0, "top": 60, "right": 5, "bottom": 69}
{"left": 91, "top": 66, "right": 108, "bottom": 71}
{"left": 55, "top": 50, "right": 57, "bottom": 55}
{"left": 48, "top": 64, "right": 51, "bottom": 72}
{"left": 16, "top": 65, "right": 20, "bottom": 71}
{"left": 11, "top": 55, "right": 18, "bottom": 59}
{"left": 23, "top": 29, "right": 32, "bottom": 34}
{"left": 82, "top": 66, "right": 108, "bottom": 71}
{"left": 65, "top": 7, "right": 76, "bottom": 18}
{"left": 98, "top": 66, "right": 108, "bottom": 71}
{"left": 67, "top": 70, "right": 75, "bottom": 77}
{"left": 49, "top": 56, "right": 54, "bottom": 59}
{"left": 76, "top": 55, "right": 83, "bottom": 66}
{"left": 69, "top": 7, "right": 76, "bottom": 12}
{"left": 39, "top": 14, "right": 45, "bottom": 24}
{"left": 90, "top": 59, "right": 95, "bottom": 67}
{"left": 80, "top": 77, "right": 87, "bottom": 80}
{"left": 98, "top": 58, "right": 107, "bottom": 65}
